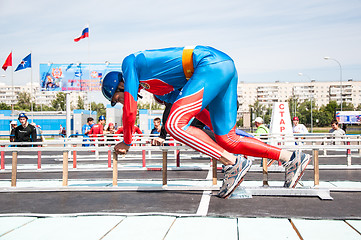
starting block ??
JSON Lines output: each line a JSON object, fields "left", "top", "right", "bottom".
{"left": 229, "top": 186, "right": 333, "bottom": 200}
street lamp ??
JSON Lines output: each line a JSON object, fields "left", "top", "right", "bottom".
{"left": 324, "top": 57, "right": 343, "bottom": 112}
{"left": 298, "top": 73, "right": 314, "bottom": 133}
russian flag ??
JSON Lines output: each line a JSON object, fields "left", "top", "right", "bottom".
{"left": 74, "top": 27, "right": 89, "bottom": 42}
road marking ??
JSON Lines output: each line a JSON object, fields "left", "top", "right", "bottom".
{"left": 196, "top": 169, "right": 212, "bottom": 216}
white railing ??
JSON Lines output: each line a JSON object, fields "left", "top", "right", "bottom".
{"left": 1, "top": 133, "right": 360, "bottom": 189}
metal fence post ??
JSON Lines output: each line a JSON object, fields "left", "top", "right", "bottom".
{"left": 313, "top": 149, "right": 319, "bottom": 186}
{"left": 262, "top": 158, "right": 269, "bottom": 186}
{"left": 162, "top": 150, "right": 168, "bottom": 186}
{"left": 62, "top": 151, "right": 68, "bottom": 186}
{"left": 11, "top": 151, "right": 18, "bottom": 187}
{"left": 212, "top": 158, "right": 217, "bottom": 185}
{"left": 347, "top": 141, "right": 351, "bottom": 166}
{"left": 113, "top": 152, "right": 118, "bottom": 186}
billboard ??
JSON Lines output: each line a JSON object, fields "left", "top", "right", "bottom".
{"left": 39, "top": 63, "right": 121, "bottom": 91}
{"left": 336, "top": 111, "right": 361, "bottom": 124}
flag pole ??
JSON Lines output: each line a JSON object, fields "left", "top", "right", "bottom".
{"left": 11, "top": 50, "right": 14, "bottom": 120}
{"left": 87, "top": 22, "right": 92, "bottom": 118}
{"left": 30, "top": 51, "right": 34, "bottom": 123}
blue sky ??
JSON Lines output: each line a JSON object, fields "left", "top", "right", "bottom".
{"left": 1, "top": 0, "right": 361, "bottom": 103}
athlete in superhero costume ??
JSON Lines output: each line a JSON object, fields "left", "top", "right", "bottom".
{"left": 102, "top": 46, "right": 311, "bottom": 198}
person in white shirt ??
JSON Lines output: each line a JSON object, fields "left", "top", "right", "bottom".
{"left": 292, "top": 117, "right": 308, "bottom": 134}
{"left": 292, "top": 116, "right": 308, "bottom": 145}
{"left": 329, "top": 120, "right": 345, "bottom": 145}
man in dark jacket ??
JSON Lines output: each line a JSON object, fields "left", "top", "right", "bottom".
{"left": 14, "top": 113, "right": 37, "bottom": 147}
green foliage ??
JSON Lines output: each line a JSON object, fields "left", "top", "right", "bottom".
{"left": 137, "top": 102, "right": 164, "bottom": 110}
{"left": 16, "top": 91, "right": 32, "bottom": 110}
{"left": 249, "top": 100, "right": 272, "bottom": 124}
{"left": 286, "top": 98, "right": 358, "bottom": 127}
{"left": 76, "top": 96, "right": 85, "bottom": 110}
{"left": 356, "top": 104, "right": 361, "bottom": 111}
{"left": 236, "top": 117, "right": 243, "bottom": 127}
{"left": 313, "top": 110, "right": 333, "bottom": 127}
{"left": 51, "top": 92, "right": 66, "bottom": 111}
{"left": 0, "top": 102, "right": 11, "bottom": 110}
{"left": 91, "top": 102, "right": 106, "bottom": 119}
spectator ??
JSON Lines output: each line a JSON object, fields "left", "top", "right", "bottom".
{"left": 10, "top": 120, "right": 18, "bottom": 142}
{"left": 253, "top": 117, "right": 269, "bottom": 140}
{"left": 292, "top": 116, "right": 308, "bottom": 145}
{"left": 30, "top": 123, "right": 43, "bottom": 142}
{"left": 14, "top": 113, "right": 37, "bottom": 147}
{"left": 89, "top": 115, "right": 106, "bottom": 143}
{"left": 82, "top": 117, "right": 94, "bottom": 147}
{"left": 342, "top": 124, "right": 347, "bottom": 133}
{"left": 150, "top": 117, "right": 161, "bottom": 145}
{"left": 115, "top": 125, "right": 142, "bottom": 135}
{"left": 59, "top": 124, "right": 64, "bottom": 135}
{"left": 151, "top": 117, "right": 161, "bottom": 135}
{"left": 329, "top": 120, "right": 345, "bottom": 145}
{"left": 105, "top": 123, "right": 116, "bottom": 143}
{"left": 115, "top": 125, "right": 143, "bottom": 144}
{"left": 292, "top": 117, "right": 308, "bottom": 134}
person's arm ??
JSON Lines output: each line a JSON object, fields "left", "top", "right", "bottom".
{"left": 14, "top": 128, "right": 19, "bottom": 142}
{"left": 303, "top": 125, "right": 308, "bottom": 133}
{"left": 31, "top": 125, "right": 37, "bottom": 145}
{"left": 122, "top": 54, "right": 140, "bottom": 146}
{"left": 10, "top": 129, "right": 15, "bottom": 142}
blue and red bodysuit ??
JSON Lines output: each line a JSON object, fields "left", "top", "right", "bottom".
{"left": 121, "top": 46, "right": 281, "bottom": 160}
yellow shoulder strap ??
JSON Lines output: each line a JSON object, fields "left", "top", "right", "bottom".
{"left": 182, "top": 46, "right": 195, "bottom": 80}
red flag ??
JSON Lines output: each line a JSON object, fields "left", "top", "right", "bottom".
{"left": 2, "top": 52, "right": 12, "bottom": 71}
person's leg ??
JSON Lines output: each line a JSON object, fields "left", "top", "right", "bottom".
{"left": 207, "top": 71, "right": 311, "bottom": 189}
{"left": 205, "top": 70, "right": 293, "bottom": 164}
{"left": 165, "top": 60, "right": 238, "bottom": 165}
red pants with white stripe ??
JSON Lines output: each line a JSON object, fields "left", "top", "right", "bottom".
{"left": 165, "top": 60, "right": 281, "bottom": 161}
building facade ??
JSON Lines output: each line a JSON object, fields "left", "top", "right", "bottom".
{"left": 0, "top": 82, "right": 88, "bottom": 109}
{"left": 237, "top": 80, "right": 361, "bottom": 114}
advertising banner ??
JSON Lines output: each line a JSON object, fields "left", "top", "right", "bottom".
{"left": 39, "top": 63, "right": 121, "bottom": 92}
{"left": 336, "top": 111, "right": 361, "bottom": 124}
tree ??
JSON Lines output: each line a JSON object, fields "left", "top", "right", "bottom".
{"left": 263, "top": 106, "right": 272, "bottom": 124}
{"left": 341, "top": 102, "right": 354, "bottom": 111}
{"left": 137, "top": 102, "right": 164, "bottom": 110}
{"left": 15, "top": 91, "right": 31, "bottom": 111}
{"left": 0, "top": 102, "right": 11, "bottom": 110}
{"left": 76, "top": 96, "right": 85, "bottom": 109}
{"left": 249, "top": 100, "right": 267, "bottom": 123}
{"left": 91, "top": 102, "right": 106, "bottom": 119}
{"left": 356, "top": 104, "right": 361, "bottom": 111}
{"left": 313, "top": 109, "right": 333, "bottom": 127}
{"left": 236, "top": 117, "right": 243, "bottom": 127}
{"left": 288, "top": 96, "right": 300, "bottom": 119}
{"left": 51, "top": 92, "right": 66, "bottom": 111}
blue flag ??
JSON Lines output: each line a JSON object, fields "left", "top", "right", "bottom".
{"left": 15, "top": 54, "right": 31, "bottom": 71}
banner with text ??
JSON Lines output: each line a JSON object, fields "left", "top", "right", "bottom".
{"left": 336, "top": 111, "right": 361, "bottom": 124}
{"left": 39, "top": 63, "right": 121, "bottom": 92}
{"left": 269, "top": 102, "right": 294, "bottom": 146}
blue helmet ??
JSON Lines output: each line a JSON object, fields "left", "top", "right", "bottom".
{"left": 101, "top": 71, "right": 123, "bottom": 107}
{"left": 18, "top": 113, "right": 28, "bottom": 120}
{"left": 98, "top": 115, "right": 106, "bottom": 121}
